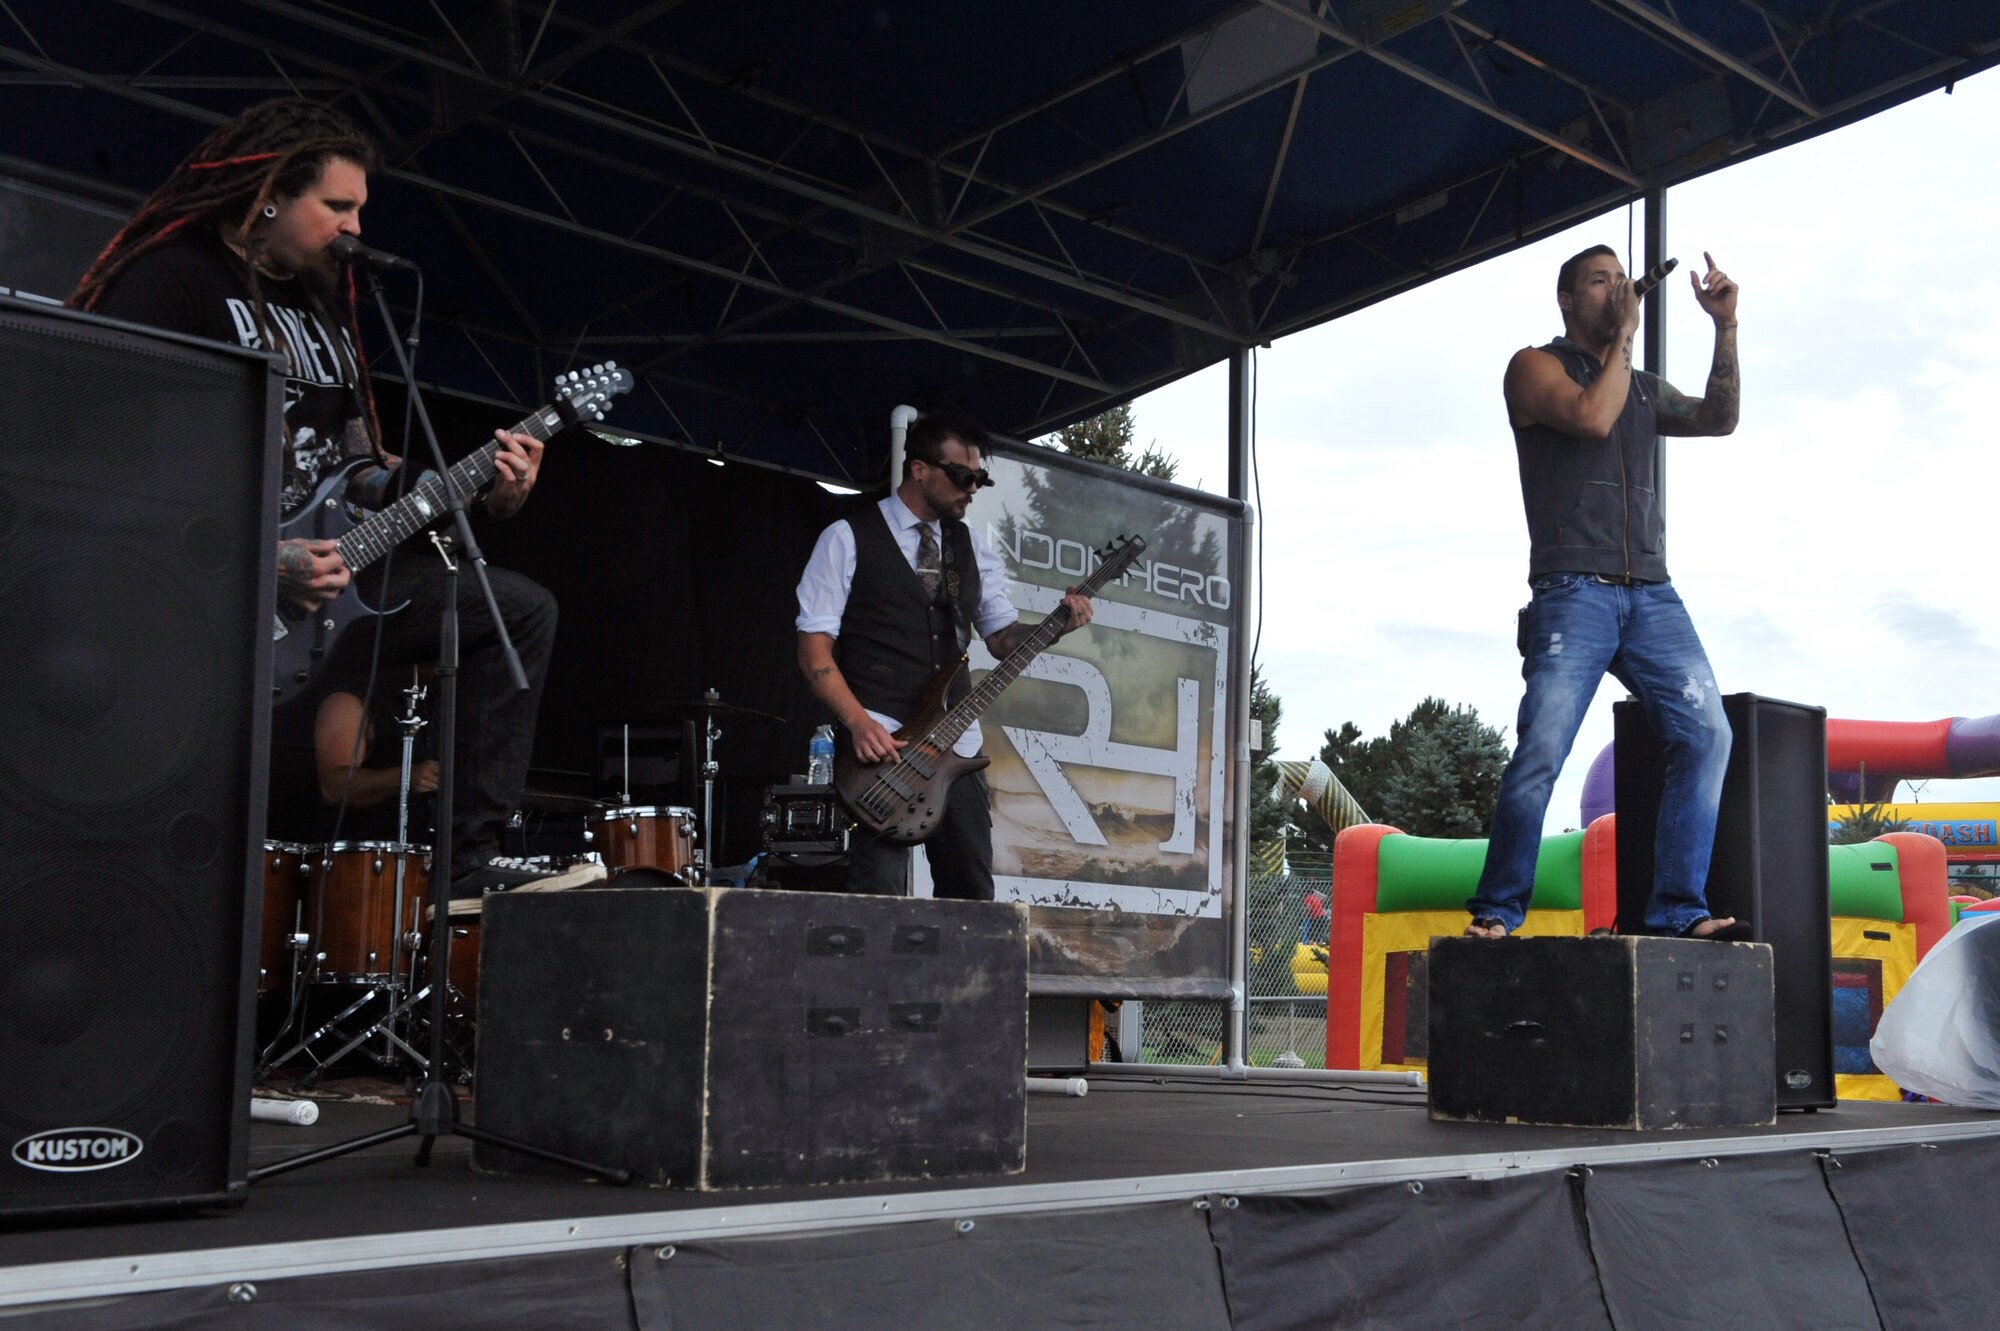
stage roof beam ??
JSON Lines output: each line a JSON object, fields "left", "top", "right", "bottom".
{"left": 1593, "top": 0, "right": 1818, "bottom": 117}
{"left": 1260, "top": 0, "right": 1643, "bottom": 189}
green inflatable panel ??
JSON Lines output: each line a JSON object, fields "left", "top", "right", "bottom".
{"left": 1827, "top": 841, "right": 1903, "bottom": 922}
{"left": 1375, "top": 830, "right": 1585, "bottom": 913}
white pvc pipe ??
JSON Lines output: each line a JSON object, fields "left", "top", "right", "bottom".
{"left": 1025, "top": 1077, "right": 1089, "bottom": 1097}
{"left": 888, "top": 403, "right": 919, "bottom": 487}
{"left": 250, "top": 1098, "right": 320, "bottom": 1125}
{"left": 1088, "top": 1062, "right": 1423, "bottom": 1088}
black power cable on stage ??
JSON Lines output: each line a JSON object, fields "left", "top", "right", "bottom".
{"left": 247, "top": 253, "right": 626, "bottom": 1188}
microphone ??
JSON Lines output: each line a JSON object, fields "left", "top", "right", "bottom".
{"left": 329, "top": 234, "right": 418, "bottom": 273}
{"left": 1631, "top": 256, "right": 1679, "bottom": 300}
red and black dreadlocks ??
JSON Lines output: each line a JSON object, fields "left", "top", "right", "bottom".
{"left": 70, "top": 97, "right": 388, "bottom": 453}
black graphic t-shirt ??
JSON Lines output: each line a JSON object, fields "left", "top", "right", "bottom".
{"left": 93, "top": 227, "right": 372, "bottom": 516}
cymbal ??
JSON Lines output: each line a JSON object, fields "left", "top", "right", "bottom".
{"left": 518, "top": 788, "right": 609, "bottom": 814}
{"left": 647, "top": 697, "right": 787, "bottom": 724}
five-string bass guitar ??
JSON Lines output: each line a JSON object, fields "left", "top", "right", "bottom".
{"left": 832, "top": 533, "right": 1146, "bottom": 844}
{"left": 270, "top": 362, "right": 632, "bottom": 706}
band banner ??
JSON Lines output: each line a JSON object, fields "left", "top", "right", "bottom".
{"left": 967, "top": 439, "right": 1246, "bottom": 996}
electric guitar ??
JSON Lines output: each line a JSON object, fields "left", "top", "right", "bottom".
{"left": 831, "top": 533, "right": 1146, "bottom": 844}
{"left": 269, "top": 363, "right": 632, "bottom": 707}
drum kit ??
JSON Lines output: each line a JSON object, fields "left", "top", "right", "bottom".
{"left": 254, "top": 687, "right": 784, "bottom": 1084}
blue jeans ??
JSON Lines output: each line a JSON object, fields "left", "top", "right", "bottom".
{"left": 1469, "top": 575, "right": 1731, "bottom": 934}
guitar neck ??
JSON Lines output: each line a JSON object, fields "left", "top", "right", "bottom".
{"left": 923, "top": 543, "right": 1139, "bottom": 752}
{"left": 333, "top": 400, "right": 573, "bottom": 574}
{"left": 925, "top": 609, "right": 1069, "bottom": 753}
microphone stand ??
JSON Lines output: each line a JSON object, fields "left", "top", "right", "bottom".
{"left": 250, "top": 259, "right": 625, "bottom": 1186}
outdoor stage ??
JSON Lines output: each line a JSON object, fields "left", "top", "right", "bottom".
{"left": 5, "top": 1075, "right": 1999, "bottom": 1329}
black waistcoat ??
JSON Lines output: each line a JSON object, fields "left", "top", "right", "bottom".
{"left": 1511, "top": 337, "right": 1669, "bottom": 582}
{"left": 838, "top": 507, "right": 981, "bottom": 722}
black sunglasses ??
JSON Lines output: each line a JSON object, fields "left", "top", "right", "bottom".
{"left": 929, "top": 459, "right": 993, "bottom": 491}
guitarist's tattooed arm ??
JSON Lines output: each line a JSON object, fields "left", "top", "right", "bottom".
{"left": 798, "top": 631, "right": 904, "bottom": 763}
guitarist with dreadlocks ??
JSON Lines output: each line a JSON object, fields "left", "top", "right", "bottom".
{"left": 71, "top": 98, "right": 568, "bottom": 898}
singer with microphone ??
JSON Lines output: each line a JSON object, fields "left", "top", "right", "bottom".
{"left": 72, "top": 98, "right": 566, "bottom": 898}
{"left": 1464, "top": 243, "right": 1745, "bottom": 942}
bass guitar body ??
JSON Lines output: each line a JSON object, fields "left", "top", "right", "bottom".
{"left": 830, "top": 661, "right": 991, "bottom": 845}
{"left": 269, "top": 458, "right": 409, "bottom": 709}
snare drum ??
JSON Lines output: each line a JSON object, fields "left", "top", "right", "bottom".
{"left": 259, "top": 841, "right": 313, "bottom": 992}
{"left": 592, "top": 805, "right": 695, "bottom": 873}
{"left": 312, "top": 842, "right": 429, "bottom": 981}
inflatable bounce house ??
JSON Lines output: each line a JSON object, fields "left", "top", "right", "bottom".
{"left": 1322, "top": 820, "right": 1949, "bottom": 1094}
{"left": 1823, "top": 833, "right": 1951, "bottom": 1099}
{"left": 1324, "top": 817, "right": 1616, "bottom": 1074}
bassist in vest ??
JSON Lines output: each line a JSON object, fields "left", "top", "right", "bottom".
{"left": 73, "top": 98, "right": 562, "bottom": 898}
{"left": 1466, "top": 246, "right": 1746, "bottom": 942}
{"left": 795, "top": 413, "right": 1094, "bottom": 899}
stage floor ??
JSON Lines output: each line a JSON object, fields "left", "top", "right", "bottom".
{"left": 7, "top": 1071, "right": 2000, "bottom": 1310}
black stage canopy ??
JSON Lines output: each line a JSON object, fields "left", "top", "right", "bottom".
{"left": 5, "top": 1, "right": 1998, "bottom": 483}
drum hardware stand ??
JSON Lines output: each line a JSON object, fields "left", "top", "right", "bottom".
{"left": 621, "top": 722, "right": 633, "bottom": 806}
{"left": 265, "top": 677, "right": 436, "bottom": 1084}
{"left": 251, "top": 260, "right": 626, "bottom": 1188}
{"left": 253, "top": 897, "right": 317, "bottom": 1076}
{"left": 385, "top": 675, "right": 428, "bottom": 996}
{"left": 697, "top": 688, "right": 721, "bottom": 884}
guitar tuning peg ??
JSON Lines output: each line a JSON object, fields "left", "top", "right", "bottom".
{"left": 605, "top": 360, "right": 618, "bottom": 370}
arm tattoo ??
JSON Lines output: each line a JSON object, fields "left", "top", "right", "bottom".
{"left": 1702, "top": 329, "right": 1740, "bottom": 433}
{"left": 1620, "top": 334, "right": 1634, "bottom": 371}
{"left": 808, "top": 666, "right": 835, "bottom": 683}
{"left": 345, "top": 465, "right": 394, "bottom": 508}
{"left": 1656, "top": 327, "right": 1740, "bottom": 437}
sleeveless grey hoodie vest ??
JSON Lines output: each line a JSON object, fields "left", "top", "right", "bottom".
{"left": 1511, "top": 336, "right": 1668, "bottom": 582}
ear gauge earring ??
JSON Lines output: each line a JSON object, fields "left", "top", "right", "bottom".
{"left": 261, "top": 204, "right": 278, "bottom": 219}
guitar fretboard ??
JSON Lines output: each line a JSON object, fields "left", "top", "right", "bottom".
{"left": 920, "top": 537, "right": 1144, "bottom": 754}
{"left": 333, "top": 401, "right": 572, "bottom": 573}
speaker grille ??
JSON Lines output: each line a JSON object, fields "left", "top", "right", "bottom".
{"left": 0, "top": 542, "right": 222, "bottom": 814}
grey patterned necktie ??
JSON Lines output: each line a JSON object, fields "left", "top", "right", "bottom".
{"left": 916, "top": 522, "right": 943, "bottom": 602}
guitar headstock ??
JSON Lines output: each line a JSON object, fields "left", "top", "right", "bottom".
{"left": 1075, "top": 534, "right": 1147, "bottom": 595}
{"left": 554, "top": 361, "right": 635, "bottom": 422}
{"left": 1097, "top": 534, "right": 1147, "bottom": 575}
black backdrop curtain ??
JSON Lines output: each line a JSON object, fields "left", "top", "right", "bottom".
{"left": 379, "top": 382, "right": 870, "bottom": 868}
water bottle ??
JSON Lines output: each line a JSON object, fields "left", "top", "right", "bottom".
{"left": 807, "top": 725, "right": 836, "bottom": 786}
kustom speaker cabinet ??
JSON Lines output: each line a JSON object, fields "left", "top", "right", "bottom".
{"left": 1615, "top": 692, "right": 1835, "bottom": 1109}
{"left": 0, "top": 297, "right": 283, "bottom": 1218}
{"left": 1429, "top": 935, "right": 1776, "bottom": 1130}
{"left": 474, "top": 887, "right": 1030, "bottom": 1190}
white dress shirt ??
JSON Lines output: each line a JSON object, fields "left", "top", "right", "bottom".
{"left": 796, "top": 493, "right": 1016, "bottom": 757}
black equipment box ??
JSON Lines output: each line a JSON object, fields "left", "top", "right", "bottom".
{"left": 474, "top": 887, "right": 1029, "bottom": 1190}
{"left": 761, "top": 782, "right": 849, "bottom": 853}
{"left": 1428, "top": 935, "right": 1776, "bottom": 1131}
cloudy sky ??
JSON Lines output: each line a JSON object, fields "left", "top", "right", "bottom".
{"left": 1131, "top": 70, "right": 2000, "bottom": 832}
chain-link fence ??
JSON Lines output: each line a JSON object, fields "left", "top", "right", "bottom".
{"left": 1132, "top": 852, "right": 1334, "bottom": 1068}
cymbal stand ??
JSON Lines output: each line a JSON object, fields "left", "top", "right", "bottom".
{"left": 698, "top": 688, "right": 721, "bottom": 883}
